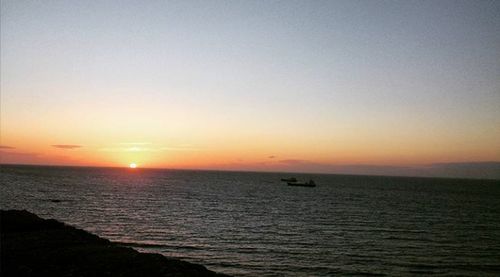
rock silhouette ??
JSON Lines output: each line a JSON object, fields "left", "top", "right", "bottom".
{"left": 1, "top": 210, "right": 229, "bottom": 277}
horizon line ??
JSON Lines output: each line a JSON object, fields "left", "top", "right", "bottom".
{"left": 1, "top": 162, "right": 499, "bottom": 181}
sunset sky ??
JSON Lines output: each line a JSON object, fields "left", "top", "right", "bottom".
{"left": 1, "top": 1, "right": 499, "bottom": 177}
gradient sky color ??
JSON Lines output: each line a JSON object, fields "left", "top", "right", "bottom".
{"left": 1, "top": 0, "right": 499, "bottom": 177}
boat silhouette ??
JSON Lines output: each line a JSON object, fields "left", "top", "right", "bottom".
{"left": 287, "top": 179, "right": 316, "bottom": 187}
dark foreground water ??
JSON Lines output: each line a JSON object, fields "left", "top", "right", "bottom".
{"left": 1, "top": 165, "right": 500, "bottom": 276}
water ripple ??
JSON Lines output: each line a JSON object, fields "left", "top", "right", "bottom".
{"left": 2, "top": 165, "right": 500, "bottom": 276}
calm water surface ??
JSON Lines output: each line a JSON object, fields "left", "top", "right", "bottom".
{"left": 1, "top": 165, "right": 500, "bottom": 276}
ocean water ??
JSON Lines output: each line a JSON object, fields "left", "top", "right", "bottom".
{"left": 1, "top": 165, "right": 500, "bottom": 276}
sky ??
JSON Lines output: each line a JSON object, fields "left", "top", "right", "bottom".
{"left": 1, "top": 0, "right": 499, "bottom": 178}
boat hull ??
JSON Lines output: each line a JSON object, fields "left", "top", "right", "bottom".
{"left": 287, "top": 182, "right": 316, "bottom": 187}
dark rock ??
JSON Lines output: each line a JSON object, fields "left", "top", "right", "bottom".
{"left": 1, "top": 210, "right": 230, "bottom": 277}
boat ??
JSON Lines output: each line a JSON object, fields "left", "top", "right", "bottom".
{"left": 281, "top": 177, "right": 297, "bottom": 182}
{"left": 287, "top": 179, "right": 316, "bottom": 187}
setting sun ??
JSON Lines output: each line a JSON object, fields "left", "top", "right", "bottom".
{"left": 129, "top": 163, "right": 137, "bottom": 169}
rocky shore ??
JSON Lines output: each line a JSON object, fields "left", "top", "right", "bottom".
{"left": 0, "top": 210, "right": 229, "bottom": 277}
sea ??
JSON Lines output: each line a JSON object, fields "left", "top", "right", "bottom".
{"left": 1, "top": 164, "right": 499, "bottom": 276}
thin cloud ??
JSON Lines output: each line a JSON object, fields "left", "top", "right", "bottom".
{"left": 165, "top": 143, "right": 202, "bottom": 151}
{"left": 160, "top": 146, "right": 201, "bottom": 151}
{"left": 52, "top": 144, "right": 82, "bottom": 149}
{"left": 274, "top": 159, "right": 500, "bottom": 179}
{"left": 0, "top": 145, "right": 15, "bottom": 149}
{"left": 99, "top": 142, "right": 200, "bottom": 152}
{"left": 279, "top": 159, "right": 308, "bottom": 165}
{"left": 0, "top": 150, "right": 82, "bottom": 165}
{"left": 268, "top": 155, "right": 276, "bottom": 159}
{"left": 425, "top": 162, "right": 500, "bottom": 179}
{"left": 118, "top": 142, "right": 152, "bottom": 146}
{"left": 0, "top": 150, "right": 42, "bottom": 164}
{"left": 99, "top": 144, "right": 200, "bottom": 152}
{"left": 99, "top": 147, "right": 154, "bottom": 152}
